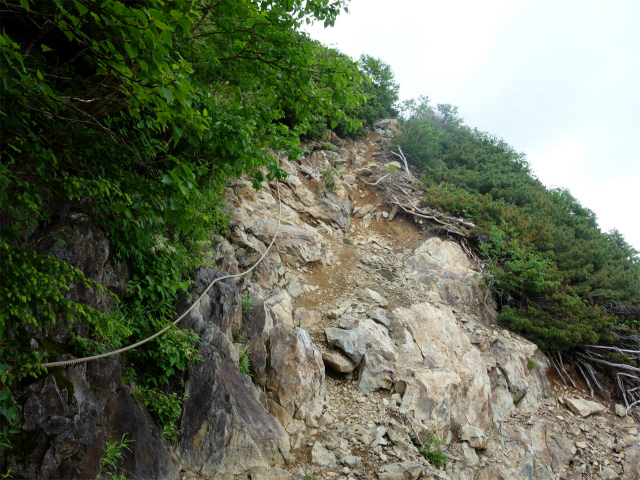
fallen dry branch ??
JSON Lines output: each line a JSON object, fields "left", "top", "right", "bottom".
{"left": 390, "top": 147, "right": 413, "bottom": 180}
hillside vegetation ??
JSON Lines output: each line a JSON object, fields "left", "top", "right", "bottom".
{"left": 393, "top": 97, "right": 640, "bottom": 351}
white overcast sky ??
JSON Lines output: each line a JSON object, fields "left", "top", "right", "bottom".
{"left": 306, "top": 0, "right": 640, "bottom": 251}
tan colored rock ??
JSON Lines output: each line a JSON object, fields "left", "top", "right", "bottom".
{"left": 322, "top": 350, "right": 357, "bottom": 373}
{"left": 460, "top": 424, "right": 488, "bottom": 449}
{"left": 266, "top": 325, "right": 326, "bottom": 427}
{"left": 354, "top": 203, "right": 377, "bottom": 218}
{"left": 311, "top": 441, "right": 336, "bottom": 466}
{"left": 294, "top": 308, "right": 321, "bottom": 329}
{"left": 626, "top": 441, "right": 640, "bottom": 479}
{"left": 394, "top": 302, "right": 492, "bottom": 435}
{"left": 484, "top": 335, "right": 551, "bottom": 422}
{"left": 377, "top": 461, "right": 423, "bottom": 480}
{"left": 266, "top": 290, "right": 294, "bottom": 327}
{"left": 404, "top": 237, "right": 497, "bottom": 325}
{"left": 565, "top": 398, "right": 606, "bottom": 417}
{"left": 251, "top": 219, "right": 325, "bottom": 265}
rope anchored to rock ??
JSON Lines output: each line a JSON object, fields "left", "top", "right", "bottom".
{"left": 34, "top": 180, "right": 283, "bottom": 369}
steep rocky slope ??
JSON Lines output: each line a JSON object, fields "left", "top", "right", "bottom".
{"left": 5, "top": 126, "right": 639, "bottom": 480}
{"left": 176, "top": 125, "right": 640, "bottom": 480}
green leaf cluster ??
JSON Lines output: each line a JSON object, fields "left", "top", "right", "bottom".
{"left": 394, "top": 97, "right": 640, "bottom": 350}
{"left": 132, "top": 384, "right": 186, "bottom": 444}
{"left": 98, "top": 433, "right": 133, "bottom": 480}
{"left": 419, "top": 430, "right": 448, "bottom": 469}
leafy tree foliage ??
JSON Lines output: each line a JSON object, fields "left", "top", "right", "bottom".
{"left": 304, "top": 51, "right": 400, "bottom": 139}
{"left": 394, "top": 97, "right": 640, "bottom": 350}
{"left": 334, "top": 54, "right": 400, "bottom": 137}
{"left": 0, "top": 0, "right": 366, "bottom": 450}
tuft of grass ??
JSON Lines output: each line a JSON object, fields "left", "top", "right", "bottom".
{"left": 99, "top": 433, "right": 134, "bottom": 479}
{"left": 241, "top": 293, "right": 255, "bottom": 313}
{"left": 527, "top": 359, "right": 536, "bottom": 370}
{"left": 343, "top": 237, "right": 353, "bottom": 245}
{"left": 419, "top": 430, "right": 448, "bottom": 469}
{"left": 320, "top": 166, "right": 336, "bottom": 192}
{"left": 237, "top": 343, "right": 252, "bottom": 376}
{"left": 322, "top": 142, "right": 336, "bottom": 152}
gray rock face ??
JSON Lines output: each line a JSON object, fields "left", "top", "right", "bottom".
{"left": 104, "top": 389, "right": 180, "bottom": 480}
{"left": 404, "top": 237, "right": 497, "bottom": 325}
{"left": 266, "top": 325, "right": 326, "bottom": 428}
{"left": 241, "top": 283, "right": 275, "bottom": 341}
{"left": 5, "top": 356, "right": 178, "bottom": 480}
{"left": 6, "top": 362, "right": 109, "bottom": 480}
{"left": 176, "top": 268, "right": 242, "bottom": 337}
{"left": 178, "top": 325, "right": 290, "bottom": 477}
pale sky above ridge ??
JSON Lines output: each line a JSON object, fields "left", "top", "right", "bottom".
{"left": 306, "top": 0, "right": 640, "bottom": 251}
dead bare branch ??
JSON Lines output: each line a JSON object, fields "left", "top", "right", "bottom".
{"left": 390, "top": 147, "right": 413, "bottom": 180}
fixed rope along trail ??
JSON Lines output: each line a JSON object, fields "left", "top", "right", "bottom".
{"left": 36, "top": 180, "right": 283, "bottom": 369}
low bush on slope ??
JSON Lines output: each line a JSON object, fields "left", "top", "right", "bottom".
{"left": 393, "top": 97, "right": 640, "bottom": 351}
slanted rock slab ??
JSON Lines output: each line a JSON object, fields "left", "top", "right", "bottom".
{"left": 377, "top": 460, "right": 424, "bottom": 480}
{"left": 311, "top": 441, "right": 337, "bottom": 466}
{"left": 564, "top": 398, "right": 606, "bottom": 417}
{"left": 322, "top": 350, "right": 357, "bottom": 373}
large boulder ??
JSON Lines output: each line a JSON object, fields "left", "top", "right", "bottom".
{"left": 404, "top": 237, "right": 497, "bottom": 325}
{"left": 177, "top": 325, "right": 290, "bottom": 478}
{"left": 484, "top": 335, "right": 551, "bottom": 422}
{"left": 394, "top": 303, "right": 493, "bottom": 436}
{"left": 266, "top": 326, "right": 326, "bottom": 428}
{"left": 176, "top": 268, "right": 242, "bottom": 338}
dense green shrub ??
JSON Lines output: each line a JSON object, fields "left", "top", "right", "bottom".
{"left": 334, "top": 54, "right": 400, "bottom": 137}
{"left": 394, "top": 97, "right": 640, "bottom": 350}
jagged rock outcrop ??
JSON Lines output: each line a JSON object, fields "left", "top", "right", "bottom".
{"left": 176, "top": 268, "right": 243, "bottom": 337}
{"left": 177, "top": 324, "right": 291, "bottom": 478}
{"left": 265, "top": 325, "right": 326, "bottom": 429}
{"left": 404, "top": 237, "right": 498, "bottom": 325}
{"left": 5, "top": 355, "right": 179, "bottom": 480}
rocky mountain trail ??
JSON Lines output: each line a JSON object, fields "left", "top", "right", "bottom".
{"left": 9, "top": 122, "right": 636, "bottom": 480}
{"left": 172, "top": 123, "right": 640, "bottom": 480}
